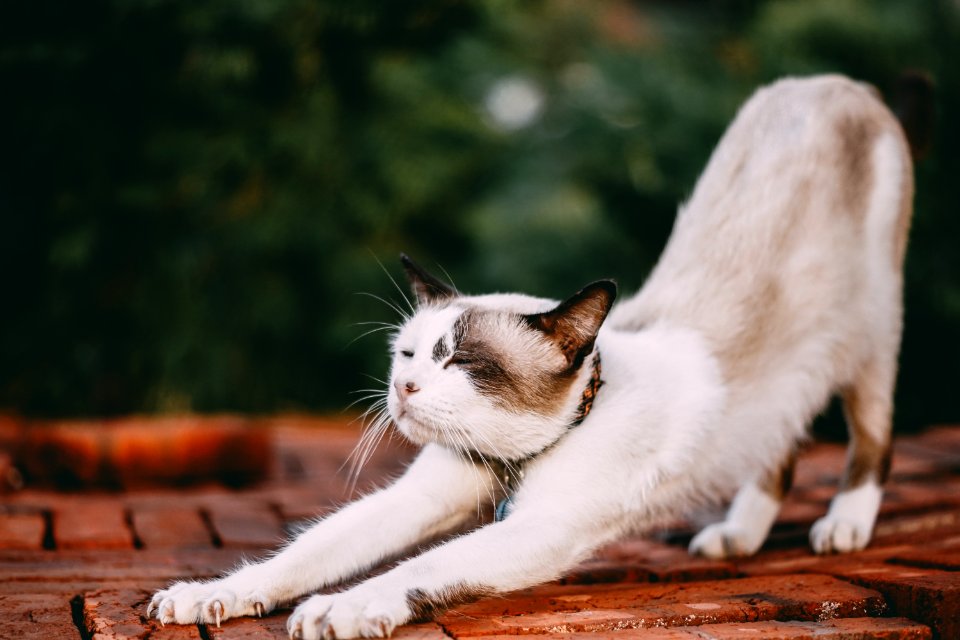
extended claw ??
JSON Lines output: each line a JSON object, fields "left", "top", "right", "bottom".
{"left": 254, "top": 601, "right": 265, "bottom": 618}
{"left": 212, "top": 600, "right": 223, "bottom": 627}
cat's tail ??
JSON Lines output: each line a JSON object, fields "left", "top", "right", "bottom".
{"left": 892, "top": 70, "right": 935, "bottom": 161}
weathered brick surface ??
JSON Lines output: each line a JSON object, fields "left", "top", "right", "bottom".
{"left": 54, "top": 499, "right": 134, "bottom": 549}
{"left": 131, "top": 506, "right": 213, "bottom": 550}
{"left": 564, "top": 538, "right": 738, "bottom": 585}
{"left": 2, "top": 421, "right": 959, "bottom": 640}
{"left": 0, "top": 549, "right": 240, "bottom": 582}
{"left": 891, "top": 548, "right": 960, "bottom": 571}
{"left": 0, "top": 593, "right": 79, "bottom": 639}
{"left": 205, "top": 615, "right": 290, "bottom": 639}
{"left": 825, "top": 564, "right": 960, "bottom": 640}
{"left": 84, "top": 588, "right": 154, "bottom": 639}
{"left": 438, "top": 574, "right": 885, "bottom": 636}
{"left": 82, "top": 587, "right": 200, "bottom": 640}
{"left": 205, "top": 500, "right": 285, "bottom": 548}
{"left": 466, "top": 617, "right": 932, "bottom": 639}
{"left": 0, "top": 510, "right": 45, "bottom": 549}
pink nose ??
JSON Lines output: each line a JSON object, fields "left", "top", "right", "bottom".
{"left": 395, "top": 380, "right": 420, "bottom": 397}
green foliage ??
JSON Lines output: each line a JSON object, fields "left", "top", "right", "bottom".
{"left": 1, "top": 0, "right": 958, "bottom": 431}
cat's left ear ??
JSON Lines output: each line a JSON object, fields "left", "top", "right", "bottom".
{"left": 524, "top": 280, "right": 617, "bottom": 370}
{"left": 400, "top": 253, "right": 458, "bottom": 306}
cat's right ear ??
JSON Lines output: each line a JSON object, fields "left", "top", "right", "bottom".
{"left": 524, "top": 280, "right": 617, "bottom": 370}
{"left": 400, "top": 253, "right": 457, "bottom": 306}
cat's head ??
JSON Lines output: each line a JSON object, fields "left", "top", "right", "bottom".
{"left": 386, "top": 254, "right": 616, "bottom": 461}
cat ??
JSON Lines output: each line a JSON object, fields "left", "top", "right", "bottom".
{"left": 149, "top": 74, "right": 922, "bottom": 639}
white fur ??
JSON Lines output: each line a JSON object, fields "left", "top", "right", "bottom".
{"left": 689, "top": 483, "right": 782, "bottom": 558}
{"left": 148, "top": 75, "right": 913, "bottom": 639}
{"left": 810, "top": 481, "right": 884, "bottom": 553}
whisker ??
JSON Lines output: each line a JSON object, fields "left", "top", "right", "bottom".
{"left": 434, "top": 262, "right": 460, "bottom": 295}
{"left": 354, "top": 291, "right": 410, "bottom": 322}
{"left": 369, "top": 250, "right": 416, "bottom": 316}
{"left": 343, "top": 324, "right": 398, "bottom": 350}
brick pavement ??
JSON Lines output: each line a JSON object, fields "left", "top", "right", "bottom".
{"left": 1, "top": 417, "right": 958, "bottom": 639}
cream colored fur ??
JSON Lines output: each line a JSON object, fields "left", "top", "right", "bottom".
{"left": 148, "top": 75, "right": 914, "bottom": 639}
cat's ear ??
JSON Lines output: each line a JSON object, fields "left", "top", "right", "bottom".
{"left": 524, "top": 280, "right": 617, "bottom": 370}
{"left": 400, "top": 253, "right": 457, "bottom": 306}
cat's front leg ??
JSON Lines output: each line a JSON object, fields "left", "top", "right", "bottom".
{"left": 287, "top": 504, "right": 615, "bottom": 640}
{"left": 149, "top": 444, "right": 492, "bottom": 626}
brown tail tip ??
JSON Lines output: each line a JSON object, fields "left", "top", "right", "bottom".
{"left": 894, "top": 70, "right": 936, "bottom": 161}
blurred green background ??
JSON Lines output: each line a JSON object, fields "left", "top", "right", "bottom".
{"left": 1, "top": 0, "right": 957, "bottom": 433}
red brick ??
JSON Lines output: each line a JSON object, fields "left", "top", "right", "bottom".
{"left": 392, "top": 623, "right": 450, "bottom": 639}
{"left": 914, "top": 425, "right": 960, "bottom": 451}
{"left": 890, "top": 547, "right": 960, "bottom": 571}
{"left": 0, "top": 549, "right": 241, "bottom": 582}
{"left": 563, "top": 538, "right": 738, "bottom": 585}
{"left": 438, "top": 574, "right": 885, "bottom": 636}
{"left": 882, "top": 479, "right": 960, "bottom": 514}
{"left": 0, "top": 511, "right": 45, "bottom": 549}
{"left": 470, "top": 617, "right": 931, "bottom": 639}
{"left": 772, "top": 499, "right": 826, "bottom": 526}
{"left": 206, "top": 613, "right": 436, "bottom": 640}
{"left": 0, "top": 450, "right": 25, "bottom": 492}
{"left": 206, "top": 617, "right": 448, "bottom": 640}
{"left": 268, "top": 486, "right": 334, "bottom": 522}
{"left": 205, "top": 615, "right": 289, "bottom": 639}
{"left": 0, "top": 593, "right": 78, "bottom": 639}
{"left": 83, "top": 588, "right": 153, "bottom": 639}
{"left": 205, "top": 501, "right": 285, "bottom": 549}
{"left": 54, "top": 499, "right": 134, "bottom": 549}
{"left": 792, "top": 443, "right": 846, "bottom": 489}
{"left": 19, "top": 422, "right": 104, "bottom": 486}
{"left": 825, "top": 563, "right": 960, "bottom": 640}
{"left": 131, "top": 506, "right": 213, "bottom": 550}
{"left": 873, "top": 509, "right": 960, "bottom": 545}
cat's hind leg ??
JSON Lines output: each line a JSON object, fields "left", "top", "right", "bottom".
{"left": 810, "top": 359, "right": 894, "bottom": 554}
{"left": 689, "top": 449, "right": 796, "bottom": 559}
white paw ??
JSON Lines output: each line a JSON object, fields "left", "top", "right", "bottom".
{"left": 810, "top": 483, "right": 882, "bottom": 554}
{"left": 148, "top": 578, "right": 272, "bottom": 626}
{"left": 809, "top": 515, "right": 872, "bottom": 554}
{"left": 287, "top": 589, "right": 409, "bottom": 640}
{"left": 689, "top": 521, "right": 766, "bottom": 559}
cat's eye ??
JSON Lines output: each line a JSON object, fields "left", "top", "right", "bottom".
{"left": 400, "top": 349, "right": 414, "bottom": 358}
{"left": 447, "top": 354, "right": 472, "bottom": 367}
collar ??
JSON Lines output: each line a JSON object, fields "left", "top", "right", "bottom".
{"left": 488, "top": 350, "right": 604, "bottom": 520}
{"left": 571, "top": 350, "right": 603, "bottom": 426}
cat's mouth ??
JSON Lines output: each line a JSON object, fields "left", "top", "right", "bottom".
{"left": 393, "top": 409, "right": 456, "bottom": 448}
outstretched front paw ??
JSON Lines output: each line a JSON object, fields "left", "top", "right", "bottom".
{"left": 689, "top": 521, "right": 767, "bottom": 559}
{"left": 287, "top": 589, "right": 410, "bottom": 640}
{"left": 148, "top": 579, "right": 272, "bottom": 626}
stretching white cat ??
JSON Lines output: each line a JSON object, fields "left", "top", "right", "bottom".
{"left": 149, "top": 74, "right": 919, "bottom": 639}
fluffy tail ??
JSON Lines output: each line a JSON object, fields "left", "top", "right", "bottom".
{"left": 893, "top": 70, "right": 935, "bottom": 161}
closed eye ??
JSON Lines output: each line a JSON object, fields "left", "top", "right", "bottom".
{"left": 445, "top": 354, "right": 473, "bottom": 367}
{"left": 400, "top": 350, "right": 414, "bottom": 358}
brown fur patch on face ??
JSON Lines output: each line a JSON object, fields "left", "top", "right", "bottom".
{"left": 406, "top": 583, "right": 493, "bottom": 622}
{"left": 448, "top": 308, "right": 580, "bottom": 415}
{"left": 524, "top": 281, "right": 616, "bottom": 370}
{"left": 432, "top": 336, "right": 450, "bottom": 362}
